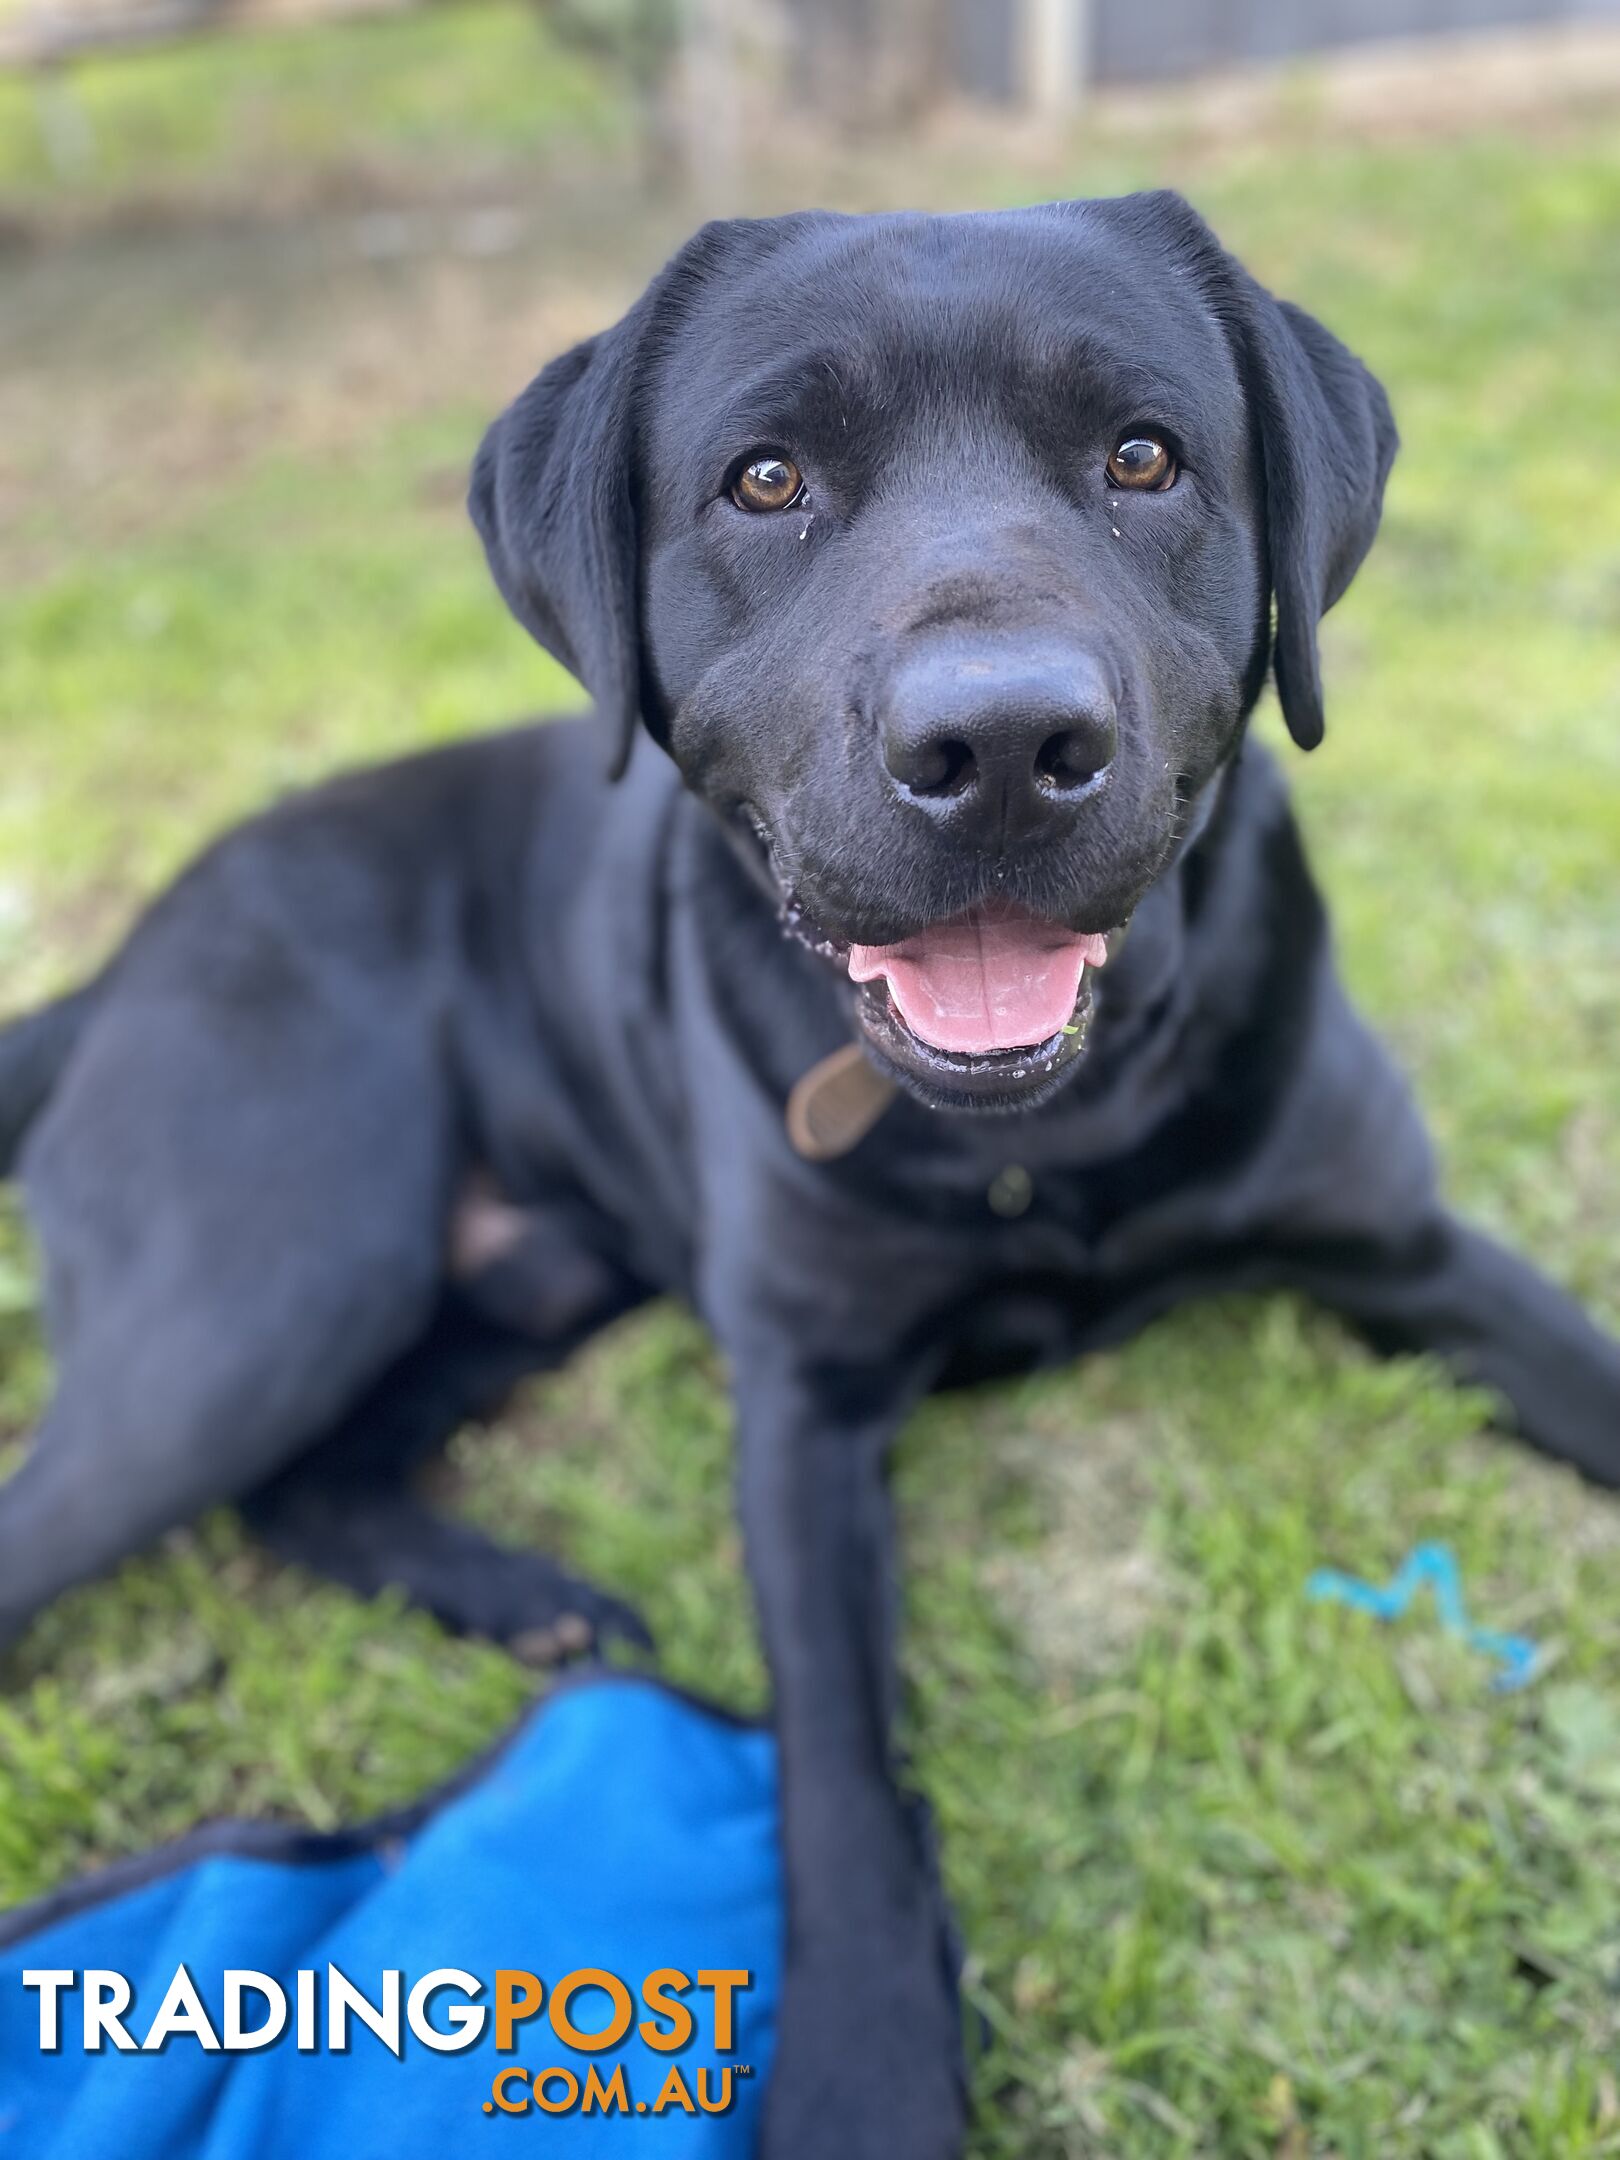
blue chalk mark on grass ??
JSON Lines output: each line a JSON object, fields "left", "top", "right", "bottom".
{"left": 1307, "top": 1540, "right": 1539, "bottom": 1692}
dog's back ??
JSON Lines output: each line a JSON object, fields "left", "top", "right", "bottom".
{"left": 0, "top": 720, "right": 593, "bottom": 1187}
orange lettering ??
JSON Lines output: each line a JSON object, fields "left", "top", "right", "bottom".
{"left": 639, "top": 1969, "right": 694, "bottom": 2053}
{"left": 697, "top": 1969, "right": 749, "bottom": 2051}
{"left": 549, "top": 1969, "right": 633, "bottom": 2053}
{"left": 494, "top": 1970, "right": 543, "bottom": 2052}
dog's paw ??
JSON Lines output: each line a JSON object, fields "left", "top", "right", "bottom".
{"left": 506, "top": 1584, "right": 654, "bottom": 1666}
{"left": 441, "top": 1553, "right": 654, "bottom": 1662}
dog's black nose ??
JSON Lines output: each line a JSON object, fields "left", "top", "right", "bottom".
{"left": 880, "top": 639, "right": 1117, "bottom": 842}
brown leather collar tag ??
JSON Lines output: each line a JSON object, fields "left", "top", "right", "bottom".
{"left": 786, "top": 1043, "right": 898, "bottom": 1162}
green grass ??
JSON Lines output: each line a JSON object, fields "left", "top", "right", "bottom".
{"left": 3, "top": 91, "right": 1620, "bottom": 2158}
{"left": 0, "top": 2, "right": 621, "bottom": 209}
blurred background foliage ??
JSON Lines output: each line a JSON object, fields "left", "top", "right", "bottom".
{"left": 2, "top": 5, "right": 1619, "bottom": 2152}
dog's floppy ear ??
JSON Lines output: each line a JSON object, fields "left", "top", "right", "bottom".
{"left": 1234, "top": 278, "right": 1398, "bottom": 750}
{"left": 469, "top": 298, "right": 654, "bottom": 782}
{"left": 1117, "top": 190, "right": 1397, "bottom": 751}
{"left": 470, "top": 215, "right": 813, "bottom": 779}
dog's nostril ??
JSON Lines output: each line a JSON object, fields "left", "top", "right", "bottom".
{"left": 905, "top": 737, "right": 977, "bottom": 798}
{"left": 1036, "top": 728, "right": 1107, "bottom": 792}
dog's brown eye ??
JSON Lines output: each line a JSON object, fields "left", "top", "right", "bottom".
{"left": 732, "top": 455, "right": 804, "bottom": 512}
{"left": 1106, "top": 435, "right": 1175, "bottom": 490}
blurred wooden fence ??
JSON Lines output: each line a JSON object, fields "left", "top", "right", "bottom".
{"left": 7, "top": 0, "right": 1616, "bottom": 82}
{"left": 3, "top": 0, "right": 1615, "bottom": 183}
{"left": 944, "top": 0, "right": 1619, "bottom": 101}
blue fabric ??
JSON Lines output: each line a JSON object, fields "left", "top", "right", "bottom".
{"left": 0, "top": 1680, "right": 782, "bottom": 2157}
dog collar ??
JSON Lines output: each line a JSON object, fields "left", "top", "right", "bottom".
{"left": 786, "top": 1043, "right": 897, "bottom": 1161}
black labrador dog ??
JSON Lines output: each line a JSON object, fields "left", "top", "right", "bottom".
{"left": 3, "top": 194, "right": 1617, "bottom": 2156}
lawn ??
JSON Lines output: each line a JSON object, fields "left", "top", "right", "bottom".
{"left": 0, "top": 0, "right": 622, "bottom": 209}
{"left": 2, "top": 32, "right": 1620, "bottom": 2157}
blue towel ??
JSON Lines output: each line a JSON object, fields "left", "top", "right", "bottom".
{"left": 0, "top": 1678, "right": 782, "bottom": 2156}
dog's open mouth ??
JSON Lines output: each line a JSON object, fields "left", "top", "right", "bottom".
{"left": 783, "top": 894, "right": 1115, "bottom": 1106}
{"left": 848, "top": 906, "right": 1108, "bottom": 1057}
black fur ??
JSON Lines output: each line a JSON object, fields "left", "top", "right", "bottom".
{"left": 3, "top": 195, "right": 1615, "bottom": 2160}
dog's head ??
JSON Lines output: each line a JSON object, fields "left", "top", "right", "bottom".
{"left": 472, "top": 194, "right": 1395, "bottom": 1111}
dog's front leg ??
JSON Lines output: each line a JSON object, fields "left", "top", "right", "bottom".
{"left": 730, "top": 1345, "right": 965, "bottom": 2160}
{"left": 1274, "top": 1213, "right": 1620, "bottom": 1486}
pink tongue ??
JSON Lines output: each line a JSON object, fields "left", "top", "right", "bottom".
{"left": 848, "top": 907, "right": 1108, "bottom": 1055}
